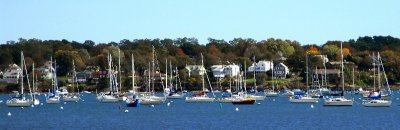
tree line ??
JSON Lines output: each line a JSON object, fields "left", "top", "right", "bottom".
{"left": 1, "top": 36, "right": 400, "bottom": 90}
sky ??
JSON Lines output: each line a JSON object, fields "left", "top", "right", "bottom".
{"left": 1, "top": 0, "right": 399, "bottom": 45}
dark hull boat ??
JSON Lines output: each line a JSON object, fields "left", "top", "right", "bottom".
{"left": 232, "top": 98, "right": 256, "bottom": 105}
{"left": 126, "top": 99, "right": 140, "bottom": 107}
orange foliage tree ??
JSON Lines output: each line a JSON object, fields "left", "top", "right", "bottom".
{"left": 307, "top": 46, "right": 320, "bottom": 55}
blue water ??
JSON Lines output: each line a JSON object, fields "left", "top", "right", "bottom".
{"left": 1, "top": 92, "right": 400, "bottom": 129}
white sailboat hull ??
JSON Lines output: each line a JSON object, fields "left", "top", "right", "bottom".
{"left": 166, "top": 93, "right": 184, "bottom": 99}
{"left": 218, "top": 97, "right": 235, "bottom": 103}
{"left": 33, "top": 98, "right": 40, "bottom": 105}
{"left": 362, "top": 100, "right": 391, "bottom": 107}
{"left": 265, "top": 92, "right": 279, "bottom": 97}
{"left": 185, "top": 96, "right": 215, "bottom": 103}
{"left": 64, "top": 95, "right": 80, "bottom": 102}
{"left": 289, "top": 96, "right": 319, "bottom": 103}
{"left": 6, "top": 99, "right": 33, "bottom": 107}
{"left": 46, "top": 96, "right": 60, "bottom": 104}
{"left": 248, "top": 95, "right": 265, "bottom": 101}
{"left": 98, "top": 95, "right": 119, "bottom": 103}
{"left": 283, "top": 91, "right": 294, "bottom": 96}
{"left": 139, "top": 98, "right": 163, "bottom": 105}
{"left": 323, "top": 98, "right": 353, "bottom": 106}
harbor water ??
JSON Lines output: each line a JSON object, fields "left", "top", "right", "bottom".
{"left": 1, "top": 92, "right": 400, "bottom": 129}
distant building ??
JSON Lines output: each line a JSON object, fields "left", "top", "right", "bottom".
{"left": 37, "top": 61, "right": 54, "bottom": 80}
{"left": 185, "top": 65, "right": 206, "bottom": 77}
{"left": 248, "top": 60, "right": 273, "bottom": 72}
{"left": 273, "top": 63, "right": 289, "bottom": 79}
{"left": 0, "top": 64, "right": 21, "bottom": 84}
{"left": 315, "top": 55, "right": 329, "bottom": 63}
{"left": 211, "top": 64, "right": 240, "bottom": 78}
{"left": 76, "top": 71, "right": 91, "bottom": 83}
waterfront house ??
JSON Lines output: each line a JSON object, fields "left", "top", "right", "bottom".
{"left": 0, "top": 64, "right": 21, "bottom": 84}
{"left": 211, "top": 64, "right": 240, "bottom": 78}
{"left": 273, "top": 63, "right": 290, "bottom": 79}
{"left": 185, "top": 65, "right": 206, "bottom": 77}
{"left": 248, "top": 60, "right": 273, "bottom": 73}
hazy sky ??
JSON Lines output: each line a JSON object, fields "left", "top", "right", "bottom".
{"left": 1, "top": 0, "right": 399, "bottom": 45}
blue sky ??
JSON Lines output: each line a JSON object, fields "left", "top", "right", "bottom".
{"left": 1, "top": 0, "right": 399, "bottom": 45}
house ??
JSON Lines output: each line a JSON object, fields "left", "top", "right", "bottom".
{"left": 248, "top": 60, "right": 273, "bottom": 73}
{"left": 76, "top": 71, "right": 91, "bottom": 83}
{"left": 315, "top": 55, "right": 329, "bottom": 63}
{"left": 273, "top": 63, "right": 290, "bottom": 79}
{"left": 37, "top": 61, "right": 54, "bottom": 80}
{"left": 185, "top": 65, "right": 206, "bottom": 77}
{"left": 211, "top": 65, "right": 224, "bottom": 78}
{"left": 0, "top": 64, "right": 21, "bottom": 84}
{"left": 211, "top": 64, "right": 240, "bottom": 78}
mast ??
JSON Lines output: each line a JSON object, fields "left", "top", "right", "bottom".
{"left": 131, "top": 54, "right": 135, "bottom": 92}
{"left": 165, "top": 59, "right": 168, "bottom": 91}
{"left": 352, "top": 67, "right": 355, "bottom": 89}
{"left": 170, "top": 60, "right": 173, "bottom": 90}
{"left": 152, "top": 46, "right": 155, "bottom": 93}
{"left": 244, "top": 61, "right": 247, "bottom": 92}
{"left": 72, "top": 60, "right": 75, "bottom": 93}
{"left": 253, "top": 56, "right": 256, "bottom": 89}
{"left": 324, "top": 55, "right": 327, "bottom": 87}
{"left": 118, "top": 49, "right": 122, "bottom": 93}
{"left": 32, "top": 63, "right": 35, "bottom": 92}
{"left": 340, "top": 42, "right": 345, "bottom": 93}
{"left": 108, "top": 54, "right": 113, "bottom": 94}
{"left": 373, "top": 52, "right": 376, "bottom": 91}
{"left": 201, "top": 53, "right": 205, "bottom": 92}
{"left": 20, "top": 51, "right": 24, "bottom": 95}
{"left": 271, "top": 61, "right": 274, "bottom": 91}
{"left": 379, "top": 52, "right": 391, "bottom": 96}
{"left": 50, "top": 56, "right": 53, "bottom": 93}
{"left": 175, "top": 67, "right": 178, "bottom": 91}
{"left": 54, "top": 60, "right": 58, "bottom": 92}
{"left": 377, "top": 53, "right": 381, "bottom": 90}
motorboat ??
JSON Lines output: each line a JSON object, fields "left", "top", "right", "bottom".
{"left": 362, "top": 99, "right": 391, "bottom": 107}
{"left": 323, "top": 97, "right": 353, "bottom": 106}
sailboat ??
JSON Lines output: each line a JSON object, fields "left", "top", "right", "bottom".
{"left": 138, "top": 46, "right": 166, "bottom": 105}
{"left": 116, "top": 49, "right": 127, "bottom": 101}
{"left": 32, "top": 63, "right": 40, "bottom": 105}
{"left": 126, "top": 54, "right": 140, "bottom": 107}
{"left": 265, "top": 61, "right": 278, "bottom": 97}
{"left": 323, "top": 42, "right": 353, "bottom": 106}
{"left": 186, "top": 53, "right": 215, "bottom": 103}
{"left": 289, "top": 51, "right": 319, "bottom": 103}
{"left": 232, "top": 70, "right": 256, "bottom": 105}
{"left": 166, "top": 61, "right": 184, "bottom": 99}
{"left": 362, "top": 52, "right": 391, "bottom": 107}
{"left": 46, "top": 57, "right": 61, "bottom": 104}
{"left": 247, "top": 56, "right": 265, "bottom": 101}
{"left": 64, "top": 60, "right": 80, "bottom": 102}
{"left": 6, "top": 51, "right": 34, "bottom": 107}
{"left": 97, "top": 54, "right": 119, "bottom": 103}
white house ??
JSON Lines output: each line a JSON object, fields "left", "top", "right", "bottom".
{"left": 185, "top": 65, "right": 206, "bottom": 77}
{"left": 248, "top": 60, "right": 273, "bottom": 72}
{"left": 211, "top": 65, "right": 224, "bottom": 78}
{"left": 315, "top": 55, "right": 329, "bottom": 63}
{"left": 211, "top": 64, "right": 240, "bottom": 78}
{"left": 37, "top": 61, "right": 54, "bottom": 79}
{"left": 0, "top": 64, "right": 22, "bottom": 84}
